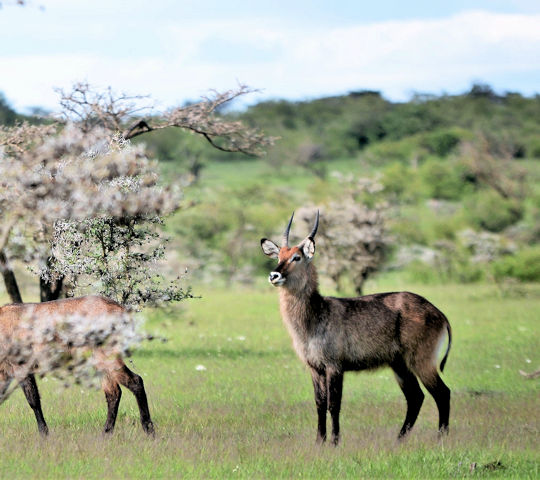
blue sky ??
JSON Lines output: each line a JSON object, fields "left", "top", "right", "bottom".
{"left": 1, "top": 0, "right": 539, "bottom": 112}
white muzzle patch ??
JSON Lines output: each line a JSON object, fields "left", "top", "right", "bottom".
{"left": 268, "top": 271, "right": 285, "bottom": 286}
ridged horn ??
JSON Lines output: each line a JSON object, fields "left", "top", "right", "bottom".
{"left": 282, "top": 211, "right": 295, "bottom": 247}
{"left": 308, "top": 210, "right": 319, "bottom": 239}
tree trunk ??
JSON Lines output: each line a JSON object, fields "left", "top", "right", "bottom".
{"left": 354, "top": 270, "right": 369, "bottom": 296}
{"left": 38, "top": 255, "right": 65, "bottom": 302}
{"left": 0, "top": 250, "right": 23, "bottom": 304}
{"left": 39, "top": 276, "right": 64, "bottom": 302}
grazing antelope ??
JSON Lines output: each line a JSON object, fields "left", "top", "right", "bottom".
{"left": 0, "top": 295, "right": 154, "bottom": 436}
{"left": 261, "top": 211, "right": 451, "bottom": 445}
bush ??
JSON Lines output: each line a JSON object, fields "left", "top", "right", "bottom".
{"left": 420, "top": 158, "right": 469, "bottom": 200}
{"left": 492, "top": 247, "right": 540, "bottom": 282}
{"left": 403, "top": 251, "right": 485, "bottom": 284}
{"left": 364, "top": 137, "right": 423, "bottom": 165}
{"left": 391, "top": 219, "right": 429, "bottom": 245}
{"left": 528, "top": 137, "right": 540, "bottom": 159}
{"left": 381, "top": 162, "right": 422, "bottom": 201}
{"left": 406, "top": 260, "right": 441, "bottom": 284}
{"left": 422, "top": 129, "right": 461, "bottom": 157}
{"left": 464, "top": 191, "right": 524, "bottom": 232}
{"left": 381, "top": 103, "right": 444, "bottom": 140}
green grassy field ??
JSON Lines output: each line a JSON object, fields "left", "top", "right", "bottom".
{"left": 0, "top": 282, "right": 538, "bottom": 479}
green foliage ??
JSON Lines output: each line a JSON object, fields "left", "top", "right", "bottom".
{"left": 492, "top": 246, "right": 540, "bottom": 282}
{"left": 0, "top": 93, "right": 17, "bottom": 125}
{"left": 381, "top": 102, "right": 445, "bottom": 140}
{"left": 391, "top": 218, "right": 429, "bottom": 245}
{"left": 50, "top": 215, "right": 191, "bottom": 309}
{"left": 166, "top": 82, "right": 539, "bottom": 286}
{"left": 169, "top": 182, "right": 306, "bottom": 285}
{"left": 406, "top": 258, "right": 485, "bottom": 285}
{"left": 6, "top": 85, "right": 540, "bottom": 288}
{"left": 464, "top": 190, "right": 524, "bottom": 232}
{"left": 419, "top": 158, "right": 470, "bottom": 200}
{"left": 421, "top": 128, "right": 466, "bottom": 157}
{"left": 363, "top": 136, "right": 424, "bottom": 166}
{"left": 528, "top": 137, "right": 540, "bottom": 158}
{"left": 381, "top": 162, "right": 419, "bottom": 200}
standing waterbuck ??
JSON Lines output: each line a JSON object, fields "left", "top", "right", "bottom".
{"left": 260, "top": 211, "right": 451, "bottom": 445}
{"left": 0, "top": 295, "right": 154, "bottom": 436}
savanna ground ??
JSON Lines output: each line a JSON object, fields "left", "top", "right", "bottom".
{"left": 0, "top": 280, "right": 538, "bottom": 479}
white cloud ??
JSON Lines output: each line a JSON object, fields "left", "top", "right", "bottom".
{"left": 1, "top": 10, "right": 539, "bottom": 112}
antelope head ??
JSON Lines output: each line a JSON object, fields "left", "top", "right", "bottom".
{"left": 260, "top": 211, "right": 319, "bottom": 288}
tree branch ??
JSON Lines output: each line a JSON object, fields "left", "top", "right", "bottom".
{"left": 59, "top": 82, "right": 274, "bottom": 157}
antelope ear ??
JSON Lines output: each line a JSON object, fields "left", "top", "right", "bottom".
{"left": 301, "top": 237, "right": 315, "bottom": 261}
{"left": 261, "top": 239, "right": 280, "bottom": 259}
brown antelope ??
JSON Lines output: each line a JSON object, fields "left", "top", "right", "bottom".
{"left": 261, "top": 211, "right": 451, "bottom": 445}
{"left": 0, "top": 295, "right": 154, "bottom": 436}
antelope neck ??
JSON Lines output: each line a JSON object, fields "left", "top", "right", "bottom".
{"left": 278, "top": 265, "right": 322, "bottom": 329}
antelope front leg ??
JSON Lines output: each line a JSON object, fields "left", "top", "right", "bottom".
{"left": 20, "top": 374, "right": 49, "bottom": 436}
{"left": 310, "top": 368, "right": 327, "bottom": 444}
{"left": 327, "top": 368, "right": 343, "bottom": 446}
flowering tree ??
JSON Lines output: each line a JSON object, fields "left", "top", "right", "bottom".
{"left": 0, "top": 83, "right": 270, "bottom": 401}
{"left": 296, "top": 176, "right": 390, "bottom": 295}
{"left": 0, "top": 123, "right": 184, "bottom": 308}
{"left": 0, "top": 83, "right": 272, "bottom": 307}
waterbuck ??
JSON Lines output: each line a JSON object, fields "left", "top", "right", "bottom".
{"left": 260, "top": 211, "right": 451, "bottom": 445}
{"left": 0, "top": 295, "right": 154, "bottom": 436}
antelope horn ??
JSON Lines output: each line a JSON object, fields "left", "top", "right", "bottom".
{"left": 308, "top": 210, "right": 319, "bottom": 239}
{"left": 282, "top": 211, "right": 295, "bottom": 247}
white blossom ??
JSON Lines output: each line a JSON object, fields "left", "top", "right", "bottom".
{"left": 0, "top": 311, "right": 140, "bottom": 404}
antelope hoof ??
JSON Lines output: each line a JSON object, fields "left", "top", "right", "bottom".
{"left": 438, "top": 425, "right": 449, "bottom": 438}
{"left": 397, "top": 434, "right": 410, "bottom": 444}
{"left": 144, "top": 421, "right": 156, "bottom": 437}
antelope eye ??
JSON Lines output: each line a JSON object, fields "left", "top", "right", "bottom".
{"left": 292, "top": 256, "right": 301, "bottom": 262}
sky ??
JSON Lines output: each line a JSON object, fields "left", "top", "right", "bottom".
{"left": 1, "top": 0, "right": 539, "bottom": 113}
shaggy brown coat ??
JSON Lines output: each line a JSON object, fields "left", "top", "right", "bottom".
{"left": 0, "top": 295, "right": 154, "bottom": 436}
{"left": 261, "top": 213, "right": 451, "bottom": 445}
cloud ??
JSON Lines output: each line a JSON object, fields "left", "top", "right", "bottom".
{"left": 1, "top": 10, "right": 539, "bottom": 112}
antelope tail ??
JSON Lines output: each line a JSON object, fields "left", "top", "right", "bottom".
{"left": 439, "top": 322, "right": 452, "bottom": 373}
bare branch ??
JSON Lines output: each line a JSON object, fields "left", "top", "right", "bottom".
{"left": 154, "top": 85, "right": 275, "bottom": 156}
{"left": 1, "top": 81, "right": 272, "bottom": 307}
{"left": 56, "top": 82, "right": 152, "bottom": 133}
{"left": 460, "top": 136, "right": 527, "bottom": 200}
{"left": 57, "top": 82, "right": 274, "bottom": 156}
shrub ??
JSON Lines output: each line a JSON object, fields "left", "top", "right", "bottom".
{"left": 492, "top": 247, "right": 540, "bottom": 282}
{"left": 406, "top": 260, "right": 440, "bottom": 284}
{"left": 402, "top": 248, "right": 485, "bottom": 284}
{"left": 420, "top": 158, "right": 469, "bottom": 200}
{"left": 528, "top": 137, "right": 540, "bottom": 159}
{"left": 381, "top": 103, "right": 444, "bottom": 140}
{"left": 464, "top": 191, "right": 523, "bottom": 232}
{"left": 364, "top": 137, "right": 423, "bottom": 165}
{"left": 391, "top": 219, "right": 429, "bottom": 245}
{"left": 381, "top": 162, "right": 421, "bottom": 201}
{"left": 422, "top": 129, "right": 461, "bottom": 157}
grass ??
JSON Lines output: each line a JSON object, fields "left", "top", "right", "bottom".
{"left": 0, "top": 282, "right": 539, "bottom": 478}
